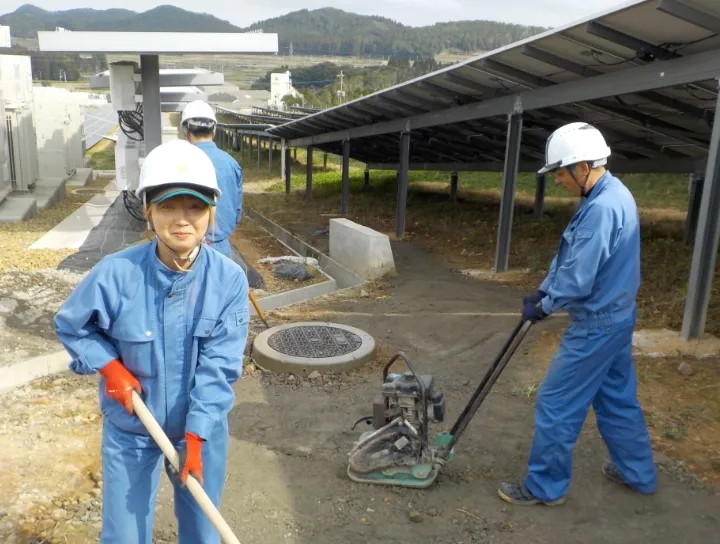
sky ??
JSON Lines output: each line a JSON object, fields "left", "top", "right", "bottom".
{"left": 0, "top": 0, "right": 627, "bottom": 28}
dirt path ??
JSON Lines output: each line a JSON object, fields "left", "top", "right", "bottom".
{"left": 2, "top": 242, "right": 719, "bottom": 543}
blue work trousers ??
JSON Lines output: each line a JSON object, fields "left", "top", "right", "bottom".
{"left": 524, "top": 316, "right": 657, "bottom": 501}
{"left": 100, "top": 418, "right": 229, "bottom": 544}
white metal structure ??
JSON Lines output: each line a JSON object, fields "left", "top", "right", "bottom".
{"left": 33, "top": 87, "right": 85, "bottom": 179}
{"left": 6, "top": 103, "right": 38, "bottom": 192}
{"left": 0, "top": 97, "right": 9, "bottom": 204}
{"left": 90, "top": 68, "right": 225, "bottom": 89}
{"left": 0, "top": 26, "right": 11, "bottom": 49}
{"left": 38, "top": 31, "right": 279, "bottom": 55}
{"left": 0, "top": 55, "right": 33, "bottom": 105}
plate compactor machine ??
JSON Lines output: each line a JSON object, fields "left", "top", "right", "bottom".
{"left": 347, "top": 320, "right": 532, "bottom": 488}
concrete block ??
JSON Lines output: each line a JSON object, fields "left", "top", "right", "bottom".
{"left": 329, "top": 218, "right": 395, "bottom": 280}
{"left": 66, "top": 168, "right": 93, "bottom": 187}
{"left": 33, "top": 178, "right": 67, "bottom": 210}
{"left": 0, "top": 196, "right": 37, "bottom": 222}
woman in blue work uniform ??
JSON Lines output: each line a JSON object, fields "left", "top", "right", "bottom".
{"left": 54, "top": 139, "right": 249, "bottom": 543}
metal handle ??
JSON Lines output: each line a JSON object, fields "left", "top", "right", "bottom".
{"left": 441, "top": 320, "right": 532, "bottom": 457}
{"left": 131, "top": 392, "right": 241, "bottom": 544}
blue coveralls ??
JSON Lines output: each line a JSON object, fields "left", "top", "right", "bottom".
{"left": 54, "top": 239, "right": 249, "bottom": 544}
{"left": 195, "top": 141, "right": 243, "bottom": 257}
{"left": 524, "top": 172, "right": 657, "bottom": 501}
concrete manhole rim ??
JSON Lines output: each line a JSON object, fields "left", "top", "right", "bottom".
{"left": 251, "top": 321, "right": 376, "bottom": 376}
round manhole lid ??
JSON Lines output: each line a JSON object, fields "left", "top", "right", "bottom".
{"left": 252, "top": 322, "right": 376, "bottom": 376}
{"left": 267, "top": 325, "right": 363, "bottom": 358}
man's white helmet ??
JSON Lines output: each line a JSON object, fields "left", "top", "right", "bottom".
{"left": 181, "top": 100, "right": 217, "bottom": 127}
{"left": 538, "top": 122, "right": 611, "bottom": 174}
{"left": 136, "top": 140, "right": 221, "bottom": 206}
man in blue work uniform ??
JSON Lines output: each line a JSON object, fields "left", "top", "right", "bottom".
{"left": 498, "top": 122, "right": 657, "bottom": 506}
{"left": 181, "top": 100, "right": 243, "bottom": 258}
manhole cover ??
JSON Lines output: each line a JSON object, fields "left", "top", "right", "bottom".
{"left": 252, "top": 322, "right": 376, "bottom": 376}
{"left": 267, "top": 325, "right": 363, "bottom": 358}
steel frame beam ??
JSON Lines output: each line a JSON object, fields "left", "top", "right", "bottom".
{"left": 682, "top": 86, "right": 720, "bottom": 339}
{"left": 366, "top": 157, "right": 703, "bottom": 174}
{"left": 306, "top": 146, "right": 313, "bottom": 200}
{"left": 341, "top": 140, "right": 350, "bottom": 215}
{"left": 656, "top": 0, "right": 720, "bottom": 35}
{"left": 585, "top": 21, "right": 679, "bottom": 61}
{"left": 275, "top": 48, "right": 720, "bottom": 147}
{"left": 495, "top": 114, "right": 524, "bottom": 273}
{"left": 140, "top": 55, "right": 162, "bottom": 153}
{"left": 396, "top": 131, "right": 411, "bottom": 238}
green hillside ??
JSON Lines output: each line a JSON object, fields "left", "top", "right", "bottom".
{"left": 1, "top": 4, "right": 546, "bottom": 57}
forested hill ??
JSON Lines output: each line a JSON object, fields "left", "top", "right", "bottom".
{"left": 243, "top": 8, "right": 547, "bottom": 57}
{"left": 2, "top": 4, "right": 547, "bottom": 57}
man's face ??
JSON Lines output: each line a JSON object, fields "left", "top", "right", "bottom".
{"left": 553, "top": 163, "right": 589, "bottom": 197}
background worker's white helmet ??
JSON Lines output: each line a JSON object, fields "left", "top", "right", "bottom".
{"left": 538, "top": 122, "right": 611, "bottom": 174}
{"left": 136, "top": 140, "right": 221, "bottom": 206}
{"left": 181, "top": 100, "right": 217, "bottom": 128}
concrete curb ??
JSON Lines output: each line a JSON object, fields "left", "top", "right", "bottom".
{"left": 0, "top": 350, "right": 71, "bottom": 393}
{"left": 2, "top": 211, "right": 367, "bottom": 393}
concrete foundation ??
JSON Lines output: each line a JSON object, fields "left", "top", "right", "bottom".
{"left": 632, "top": 329, "right": 720, "bottom": 359}
{"left": 329, "top": 218, "right": 396, "bottom": 280}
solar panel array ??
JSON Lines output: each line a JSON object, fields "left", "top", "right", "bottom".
{"left": 268, "top": 0, "right": 720, "bottom": 174}
{"left": 84, "top": 103, "right": 118, "bottom": 150}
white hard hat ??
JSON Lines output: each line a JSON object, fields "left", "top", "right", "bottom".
{"left": 539, "top": 122, "right": 611, "bottom": 174}
{"left": 181, "top": 100, "right": 217, "bottom": 126}
{"left": 136, "top": 140, "right": 221, "bottom": 205}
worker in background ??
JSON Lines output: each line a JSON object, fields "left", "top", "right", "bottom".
{"left": 498, "top": 122, "right": 657, "bottom": 506}
{"left": 181, "top": 100, "right": 243, "bottom": 258}
{"left": 54, "top": 140, "right": 249, "bottom": 543}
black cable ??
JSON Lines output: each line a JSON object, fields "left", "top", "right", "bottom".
{"left": 685, "top": 85, "right": 717, "bottom": 102}
{"left": 122, "top": 190, "right": 146, "bottom": 222}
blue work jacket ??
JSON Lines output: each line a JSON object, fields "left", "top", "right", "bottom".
{"left": 53, "top": 239, "right": 250, "bottom": 440}
{"left": 539, "top": 171, "right": 640, "bottom": 326}
{"left": 196, "top": 141, "right": 243, "bottom": 244}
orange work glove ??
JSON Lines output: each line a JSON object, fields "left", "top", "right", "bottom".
{"left": 99, "top": 359, "right": 141, "bottom": 415}
{"left": 180, "top": 432, "right": 204, "bottom": 486}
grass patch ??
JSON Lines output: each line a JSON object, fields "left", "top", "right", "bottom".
{"left": 86, "top": 142, "right": 116, "bottom": 170}
{"left": 243, "top": 157, "right": 716, "bottom": 335}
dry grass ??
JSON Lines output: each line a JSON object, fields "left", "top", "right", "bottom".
{"left": 0, "top": 178, "right": 113, "bottom": 273}
{"left": 245, "top": 173, "right": 714, "bottom": 335}
{"left": 528, "top": 331, "right": 720, "bottom": 487}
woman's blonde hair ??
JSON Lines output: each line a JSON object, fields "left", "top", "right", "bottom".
{"left": 143, "top": 199, "right": 216, "bottom": 242}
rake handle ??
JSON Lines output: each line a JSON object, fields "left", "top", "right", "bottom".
{"left": 131, "top": 392, "right": 241, "bottom": 544}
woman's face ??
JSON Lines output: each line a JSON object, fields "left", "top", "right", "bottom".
{"left": 149, "top": 195, "right": 211, "bottom": 256}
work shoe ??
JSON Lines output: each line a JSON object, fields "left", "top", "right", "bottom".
{"left": 497, "top": 482, "right": 566, "bottom": 506}
{"left": 602, "top": 461, "right": 629, "bottom": 487}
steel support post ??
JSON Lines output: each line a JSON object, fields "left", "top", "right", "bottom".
{"left": 284, "top": 143, "right": 291, "bottom": 193}
{"left": 396, "top": 131, "right": 411, "bottom": 238}
{"left": 293, "top": 148, "right": 297, "bottom": 161}
{"left": 450, "top": 171, "right": 459, "bottom": 202}
{"left": 341, "top": 140, "right": 350, "bottom": 215}
{"left": 494, "top": 113, "right": 523, "bottom": 273}
{"left": 306, "top": 146, "right": 313, "bottom": 200}
{"left": 247, "top": 134, "right": 252, "bottom": 162}
{"left": 268, "top": 139, "right": 273, "bottom": 175}
{"left": 682, "top": 87, "right": 720, "bottom": 340}
{"left": 685, "top": 173, "right": 704, "bottom": 245}
{"left": 140, "top": 55, "right": 161, "bottom": 153}
{"left": 324, "top": 153, "right": 328, "bottom": 170}
{"left": 534, "top": 173, "right": 546, "bottom": 219}
{"left": 239, "top": 132, "right": 244, "bottom": 155}
{"left": 364, "top": 167, "right": 370, "bottom": 189}
{"left": 257, "top": 136, "right": 261, "bottom": 169}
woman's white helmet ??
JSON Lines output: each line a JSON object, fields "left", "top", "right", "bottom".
{"left": 136, "top": 140, "right": 221, "bottom": 206}
{"left": 539, "top": 122, "right": 611, "bottom": 174}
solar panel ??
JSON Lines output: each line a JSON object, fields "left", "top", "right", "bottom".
{"left": 84, "top": 103, "right": 118, "bottom": 150}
